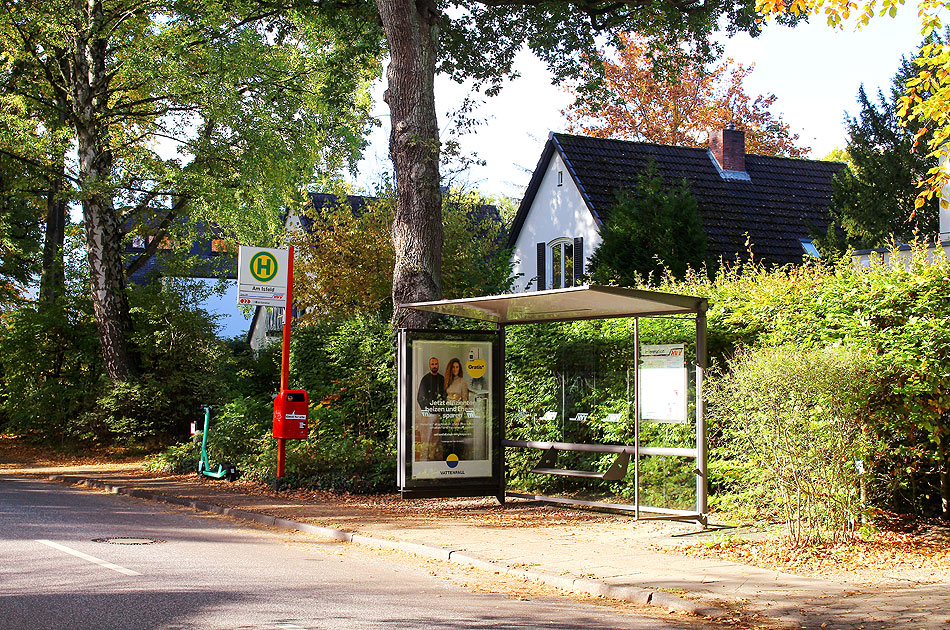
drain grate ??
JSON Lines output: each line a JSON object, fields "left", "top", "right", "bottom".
{"left": 92, "top": 537, "right": 165, "bottom": 545}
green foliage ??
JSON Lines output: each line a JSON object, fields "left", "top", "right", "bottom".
{"left": 823, "top": 37, "right": 940, "bottom": 252}
{"left": 291, "top": 314, "right": 395, "bottom": 444}
{"left": 287, "top": 314, "right": 396, "bottom": 491}
{"left": 666, "top": 253, "right": 950, "bottom": 518}
{"left": 588, "top": 163, "right": 707, "bottom": 286}
{"left": 442, "top": 188, "right": 515, "bottom": 299}
{"left": 85, "top": 283, "right": 231, "bottom": 442}
{"left": 0, "top": 276, "right": 235, "bottom": 444}
{"left": 435, "top": 0, "right": 772, "bottom": 100}
{"left": 145, "top": 396, "right": 272, "bottom": 477}
{"left": 1, "top": 0, "right": 382, "bottom": 246}
{"left": 291, "top": 187, "right": 514, "bottom": 318}
{"left": 0, "top": 299, "right": 102, "bottom": 442}
{"left": 219, "top": 338, "right": 280, "bottom": 401}
{"left": 0, "top": 153, "right": 43, "bottom": 303}
{"left": 506, "top": 250, "right": 950, "bottom": 521}
{"left": 144, "top": 439, "right": 201, "bottom": 475}
{"left": 709, "top": 346, "right": 879, "bottom": 543}
{"left": 148, "top": 314, "right": 397, "bottom": 492}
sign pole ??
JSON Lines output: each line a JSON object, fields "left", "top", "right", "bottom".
{"left": 276, "top": 245, "right": 295, "bottom": 483}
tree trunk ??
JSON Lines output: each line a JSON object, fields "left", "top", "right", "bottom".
{"left": 376, "top": 0, "right": 443, "bottom": 329}
{"left": 40, "top": 73, "right": 71, "bottom": 304}
{"left": 39, "top": 151, "right": 67, "bottom": 304}
{"left": 70, "top": 0, "right": 136, "bottom": 382}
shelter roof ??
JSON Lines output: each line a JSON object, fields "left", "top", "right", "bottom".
{"left": 403, "top": 285, "right": 706, "bottom": 325}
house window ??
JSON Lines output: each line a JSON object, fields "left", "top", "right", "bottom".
{"left": 149, "top": 236, "right": 173, "bottom": 250}
{"left": 557, "top": 170, "right": 564, "bottom": 187}
{"left": 550, "top": 238, "right": 574, "bottom": 289}
{"left": 800, "top": 239, "right": 820, "bottom": 258}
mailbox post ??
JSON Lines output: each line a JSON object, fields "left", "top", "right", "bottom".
{"left": 239, "top": 243, "right": 308, "bottom": 487}
{"left": 274, "top": 246, "right": 307, "bottom": 484}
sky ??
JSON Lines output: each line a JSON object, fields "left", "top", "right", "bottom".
{"left": 353, "top": 9, "right": 927, "bottom": 200}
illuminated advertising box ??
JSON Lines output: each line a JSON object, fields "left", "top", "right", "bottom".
{"left": 397, "top": 329, "right": 503, "bottom": 498}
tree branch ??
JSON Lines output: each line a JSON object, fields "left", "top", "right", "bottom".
{"left": 123, "top": 196, "right": 188, "bottom": 277}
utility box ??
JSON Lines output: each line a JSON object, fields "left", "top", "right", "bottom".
{"left": 273, "top": 390, "right": 309, "bottom": 439}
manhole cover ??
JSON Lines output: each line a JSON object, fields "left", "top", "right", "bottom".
{"left": 92, "top": 537, "right": 165, "bottom": 545}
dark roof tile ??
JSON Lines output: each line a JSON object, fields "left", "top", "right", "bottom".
{"left": 510, "top": 133, "right": 843, "bottom": 266}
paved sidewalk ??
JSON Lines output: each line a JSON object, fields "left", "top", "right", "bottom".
{"left": 8, "top": 465, "right": 950, "bottom": 630}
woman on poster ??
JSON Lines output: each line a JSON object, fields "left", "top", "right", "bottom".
{"left": 444, "top": 358, "right": 469, "bottom": 401}
{"left": 442, "top": 358, "right": 471, "bottom": 460}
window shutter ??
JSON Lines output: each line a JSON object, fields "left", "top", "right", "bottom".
{"left": 573, "top": 237, "right": 584, "bottom": 286}
{"left": 536, "top": 242, "right": 546, "bottom": 291}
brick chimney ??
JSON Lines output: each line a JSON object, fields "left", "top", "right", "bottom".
{"left": 709, "top": 125, "right": 746, "bottom": 172}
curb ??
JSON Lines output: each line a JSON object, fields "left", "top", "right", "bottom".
{"left": 46, "top": 473, "right": 725, "bottom": 619}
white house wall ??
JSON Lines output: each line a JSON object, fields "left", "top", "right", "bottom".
{"left": 942, "top": 156, "right": 950, "bottom": 241}
{"left": 512, "top": 152, "right": 602, "bottom": 292}
{"left": 853, "top": 242, "right": 950, "bottom": 269}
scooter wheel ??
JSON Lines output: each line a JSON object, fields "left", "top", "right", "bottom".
{"left": 223, "top": 462, "right": 240, "bottom": 482}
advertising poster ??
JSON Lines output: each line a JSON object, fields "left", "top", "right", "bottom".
{"left": 640, "top": 344, "right": 687, "bottom": 423}
{"left": 410, "top": 339, "right": 493, "bottom": 479}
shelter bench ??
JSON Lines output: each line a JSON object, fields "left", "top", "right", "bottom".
{"left": 503, "top": 439, "right": 700, "bottom": 481}
{"left": 502, "top": 439, "right": 633, "bottom": 481}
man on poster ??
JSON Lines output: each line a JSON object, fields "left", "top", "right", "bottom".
{"left": 416, "top": 357, "right": 446, "bottom": 460}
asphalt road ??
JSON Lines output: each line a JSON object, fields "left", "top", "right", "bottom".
{"left": 0, "top": 476, "right": 692, "bottom": 630}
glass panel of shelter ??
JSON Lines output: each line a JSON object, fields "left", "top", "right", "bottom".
{"left": 543, "top": 332, "right": 698, "bottom": 511}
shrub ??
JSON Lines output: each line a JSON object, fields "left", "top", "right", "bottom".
{"left": 0, "top": 298, "right": 102, "bottom": 442}
{"left": 588, "top": 162, "right": 707, "bottom": 285}
{"left": 0, "top": 279, "right": 233, "bottom": 445}
{"left": 150, "top": 313, "right": 398, "bottom": 492}
{"left": 145, "top": 396, "right": 272, "bottom": 478}
{"left": 709, "top": 345, "right": 880, "bottom": 543}
{"left": 291, "top": 314, "right": 395, "bottom": 445}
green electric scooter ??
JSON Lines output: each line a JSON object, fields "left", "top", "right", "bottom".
{"left": 196, "top": 406, "right": 239, "bottom": 481}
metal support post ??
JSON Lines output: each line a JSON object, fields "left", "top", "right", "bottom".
{"left": 497, "top": 323, "right": 507, "bottom": 505}
{"left": 695, "top": 307, "right": 708, "bottom": 520}
{"left": 633, "top": 317, "right": 641, "bottom": 520}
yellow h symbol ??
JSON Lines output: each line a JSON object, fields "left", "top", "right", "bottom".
{"left": 255, "top": 257, "right": 272, "bottom": 276}
{"left": 249, "top": 251, "right": 278, "bottom": 282}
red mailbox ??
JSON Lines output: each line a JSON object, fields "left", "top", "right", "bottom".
{"left": 273, "top": 390, "right": 309, "bottom": 439}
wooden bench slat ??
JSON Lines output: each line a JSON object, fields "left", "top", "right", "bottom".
{"left": 530, "top": 467, "right": 607, "bottom": 479}
{"left": 502, "top": 439, "right": 632, "bottom": 454}
{"left": 503, "top": 440, "right": 697, "bottom": 459}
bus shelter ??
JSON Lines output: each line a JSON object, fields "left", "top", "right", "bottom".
{"left": 397, "top": 285, "right": 708, "bottom": 523}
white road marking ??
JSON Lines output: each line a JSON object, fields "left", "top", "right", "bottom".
{"left": 36, "top": 539, "right": 142, "bottom": 576}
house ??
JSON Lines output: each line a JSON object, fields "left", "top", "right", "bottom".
{"left": 245, "top": 193, "right": 374, "bottom": 350}
{"left": 123, "top": 224, "right": 248, "bottom": 339}
{"left": 507, "top": 128, "right": 844, "bottom": 292}
{"left": 851, "top": 181, "right": 950, "bottom": 267}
